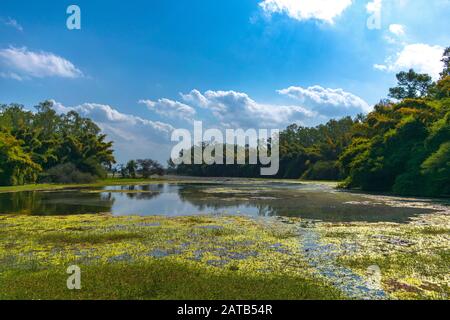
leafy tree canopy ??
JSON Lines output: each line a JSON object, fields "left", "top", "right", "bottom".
{"left": 0, "top": 101, "right": 115, "bottom": 186}
{"left": 388, "top": 69, "right": 433, "bottom": 100}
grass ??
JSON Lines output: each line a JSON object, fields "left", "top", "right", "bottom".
{"left": 419, "top": 226, "right": 450, "bottom": 235}
{"left": 0, "top": 214, "right": 344, "bottom": 300}
{"left": 0, "top": 260, "right": 344, "bottom": 300}
{"left": 37, "top": 231, "right": 144, "bottom": 245}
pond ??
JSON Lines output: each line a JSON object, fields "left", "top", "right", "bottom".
{"left": 0, "top": 181, "right": 446, "bottom": 223}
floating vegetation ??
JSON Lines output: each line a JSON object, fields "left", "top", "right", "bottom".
{"left": 0, "top": 214, "right": 333, "bottom": 299}
{"left": 298, "top": 225, "right": 387, "bottom": 300}
{"left": 317, "top": 204, "right": 450, "bottom": 300}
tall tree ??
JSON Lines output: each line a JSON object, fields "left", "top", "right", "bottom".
{"left": 126, "top": 160, "right": 137, "bottom": 178}
{"left": 388, "top": 69, "right": 433, "bottom": 100}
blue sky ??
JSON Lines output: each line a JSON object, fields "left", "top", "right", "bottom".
{"left": 1, "top": 0, "right": 449, "bottom": 163}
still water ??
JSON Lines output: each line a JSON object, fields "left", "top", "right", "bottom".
{"left": 0, "top": 182, "right": 445, "bottom": 223}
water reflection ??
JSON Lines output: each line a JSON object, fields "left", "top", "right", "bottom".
{"left": 0, "top": 190, "right": 115, "bottom": 216}
{"left": 0, "top": 183, "right": 441, "bottom": 223}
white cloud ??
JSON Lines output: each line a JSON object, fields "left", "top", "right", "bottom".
{"left": 259, "top": 0, "right": 353, "bottom": 23}
{"left": 375, "top": 43, "right": 445, "bottom": 80}
{"left": 277, "top": 85, "right": 371, "bottom": 117}
{"left": 139, "top": 98, "right": 196, "bottom": 121}
{"left": 2, "top": 17, "right": 23, "bottom": 31}
{"left": 0, "top": 71, "right": 24, "bottom": 81}
{"left": 389, "top": 24, "right": 405, "bottom": 36}
{"left": 180, "top": 89, "right": 210, "bottom": 108}
{"left": 51, "top": 101, "right": 174, "bottom": 163}
{"left": 0, "top": 47, "right": 83, "bottom": 79}
{"left": 181, "top": 89, "right": 316, "bottom": 128}
{"left": 373, "top": 64, "right": 388, "bottom": 71}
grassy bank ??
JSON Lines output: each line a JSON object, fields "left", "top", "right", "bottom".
{"left": 0, "top": 177, "right": 340, "bottom": 194}
{"left": 0, "top": 178, "right": 168, "bottom": 193}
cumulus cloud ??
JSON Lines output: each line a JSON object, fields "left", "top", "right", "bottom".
{"left": 374, "top": 43, "right": 445, "bottom": 80}
{"left": 0, "top": 47, "right": 83, "bottom": 79}
{"left": 139, "top": 98, "right": 196, "bottom": 121}
{"left": 1, "top": 17, "right": 23, "bottom": 31}
{"left": 389, "top": 24, "right": 405, "bottom": 36}
{"left": 277, "top": 85, "right": 371, "bottom": 117}
{"left": 181, "top": 89, "right": 316, "bottom": 128}
{"left": 51, "top": 101, "right": 174, "bottom": 163}
{"left": 259, "top": 0, "right": 353, "bottom": 23}
{"left": 180, "top": 89, "right": 210, "bottom": 108}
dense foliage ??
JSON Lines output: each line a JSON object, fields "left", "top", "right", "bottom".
{"left": 0, "top": 101, "right": 115, "bottom": 185}
{"left": 340, "top": 75, "right": 450, "bottom": 197}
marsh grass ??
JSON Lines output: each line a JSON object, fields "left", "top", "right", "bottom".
{"left": 38, "top": 231, "right": 143, "bottom": 245}
{"left": 321, "top": 218, "right": 450, "bottom": 300}
{"left": 337, "top": 252, "right": 450, "bottom": 299}
{"left": 0, "top": 260, "right": 344, "bottom": 300}
{"left": 1, "top": 208, "right": 449, "bottom": 300}
{"left": 196, "top": 227, "right": 236, "bottom": 237}
{"left": 419, "top": 226, "right": 449, "bottom": 235}
{"left": 0, "top": 214, "right": 345, "bottom": 300}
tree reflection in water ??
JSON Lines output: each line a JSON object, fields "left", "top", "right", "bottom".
{"left": 0, "top": 190, "right": 115, "bottom": 216}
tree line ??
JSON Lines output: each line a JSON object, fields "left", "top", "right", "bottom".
{"left": 172, "top": 47, "right": 450, "bottom": 197}
{"left": 111, "top": 159, "right": 165, "bottom": 179}
{"left": 168, "top": 116, "right": 355, "bottom": 180}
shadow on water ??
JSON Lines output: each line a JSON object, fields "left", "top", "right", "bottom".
{"left": 0, "top": 182, "right": 442, "bottom": 223}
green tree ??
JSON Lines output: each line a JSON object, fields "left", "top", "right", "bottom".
{"left": 0, "top": 131, "right": 41, "bottom": 186}
{"left": 126, "top": 160, "right": 138, "bottom": 178}
{"left": 137, "top": 159, "right": 164, "bottom": 178}
{"left": 0, "top": 100, "right": 116, "bottom": 185}
{"left": 388, "top": 69, "right": 433, "bottom": 100}
{"left": 339, "top": 94, "right": 450, "bottom": 197}
{"left": 58, "top": 110, "right": 115, "bottom": 178}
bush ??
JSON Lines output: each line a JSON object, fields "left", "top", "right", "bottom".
{"left": 40, "top": 163, "right": 96, "bottom": 184}
{"left": 302, "top": 161, "right": 342, "bottom": 181}
{"left": 78, "top": 158, "right": 108, "bottom": 179}
{"left": 392, "top": 171, "right": 424, "bottom": 196}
